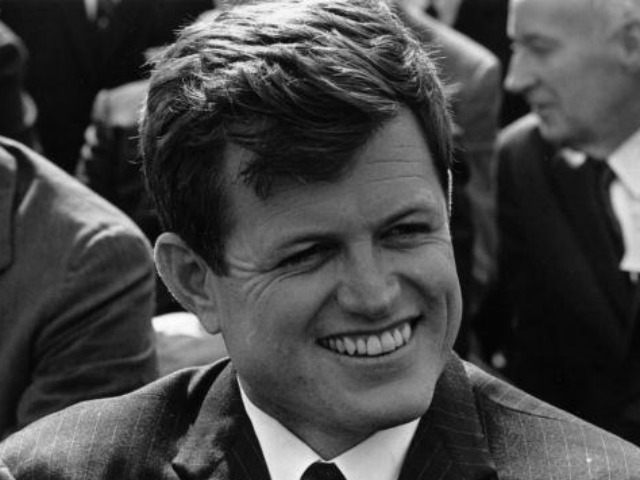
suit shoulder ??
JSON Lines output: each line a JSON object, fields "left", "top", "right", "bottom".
{"left": 498, "top": 113, "right": 543, "bottom": 151}
{"left": 0, "top": 138, "right": 151, "bottom": 273}
{"left": 464, "top": 362, "right": 640, "bottom": 477}
{"left": 1, "top": 138, "right": 142, "bottom": 235}
{"left": 0, "top": 361, "right": 229, "bottom": 479}
{"left": 497, "top": 114, "right": 557, "bottom": 182}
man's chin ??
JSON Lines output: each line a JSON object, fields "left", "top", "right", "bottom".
{"left": 374, "top": 406, "right": 426, "bottom": 431}
{"left": 537, "top": 117, "right": 570, "bottom": 148}
{"left": 357, "top": 388, "right": 433, "bottom": 432}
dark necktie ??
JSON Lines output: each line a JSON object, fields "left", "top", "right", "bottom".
{"left": 301, "top": 462, "right": 347, "bottom": 480}
{"left": 584, "top": 156, "right": 623, "bottom": 258}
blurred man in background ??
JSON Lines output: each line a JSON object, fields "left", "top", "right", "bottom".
{"left": 481, "top": 0, "right": 640, "bottom": 445}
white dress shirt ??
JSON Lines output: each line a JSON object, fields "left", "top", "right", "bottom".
{"left": 239, "top": 381, "right": 419, "bottom": 480}
{"left": 563, "top": 128, "right": 640, "bottom": 278}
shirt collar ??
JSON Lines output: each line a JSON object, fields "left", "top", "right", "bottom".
{"left": 608, "top": 126, "right": 640, "bottom": 198}
{"left": 560, "top": 148, "right": 587, "bottom": 168}
{"left": 239, "top": 380, "right": 419, "bottom": 480}
{"left": 560, "top": 127, "right": 640, "bottom": 197}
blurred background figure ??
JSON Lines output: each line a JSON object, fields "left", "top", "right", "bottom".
{"left": 447, "top": 0, "right": 530, "bottom": 126}
{"left": 424, "top": 0, "right": 529, "bottom": 126}
{"left": 0, "top": 0, "right": 211, "bottom": 173}
{"left": 478, "top": 0, "right": 640, "bottom": 445}
{"left": 0, "top": 20, "right": 37, "bottom": 149}
{"left": 0, "top": 136, "right": 158, "bottom": 439}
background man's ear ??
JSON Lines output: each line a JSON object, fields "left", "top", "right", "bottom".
{"left": 615, "top": 18, "right": 640, "bottom": 72}
{"left": 154, "top": 232, "right": 221, "bottom": 334}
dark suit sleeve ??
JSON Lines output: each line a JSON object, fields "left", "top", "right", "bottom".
{"left": 14, "top": 222, "right": 158, "bottom": 431}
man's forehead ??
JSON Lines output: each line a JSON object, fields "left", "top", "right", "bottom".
{"left": 509, "top": 0, "right": 602, "bottom": 36}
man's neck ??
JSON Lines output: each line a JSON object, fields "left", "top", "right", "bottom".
{"left": 581, "top": 105, "right": 640, "bottom": 159}
{"left": 238, "top": 380, "right": 419, "bottom": 480}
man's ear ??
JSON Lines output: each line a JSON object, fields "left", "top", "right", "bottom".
{"left": 614, "top": 18, "right": 640, "bottom": 72}
{"left": 154, "top": 232, "right": 221, "bottom": 334}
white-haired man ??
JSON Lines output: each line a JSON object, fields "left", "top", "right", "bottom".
{"left": 483, "top": 0, "right": 640, "bottom": 445}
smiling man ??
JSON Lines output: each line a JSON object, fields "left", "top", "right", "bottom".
{"left": 190, "top": 107, "right": 461, "bottom": 463}
{"left": 477, "top": 0, "right": 640, "bottom": 446}
{"left": 1, "top": 0, "right": 640, "bottom": 478}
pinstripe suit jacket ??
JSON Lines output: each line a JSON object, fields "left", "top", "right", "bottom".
{"left": 1, "top": 354, "right": 639, "bottom": 479}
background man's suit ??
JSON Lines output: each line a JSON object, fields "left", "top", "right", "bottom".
{"left": 2, "top": 354, "right": 639, "bottom": 479}
{"left": 479, "top": 113, "right": 640, "bottom": 444}
{"left": 0, "top": 137, "right": 157, "bottom": 438}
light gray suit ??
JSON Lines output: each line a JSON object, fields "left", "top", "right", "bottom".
{"left": 0, "top": 137, "right": 158, "bottom": 438}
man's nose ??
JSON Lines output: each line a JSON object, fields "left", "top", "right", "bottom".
{"left": 504, "top": 49, "right": 534, "bottom": 95}
{"left": 336, "top": 249, "right": 400, "bottom": 319}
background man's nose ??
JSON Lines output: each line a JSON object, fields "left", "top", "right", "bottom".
{"left": 504, "top": 51, "right": 533, "bottom": 94}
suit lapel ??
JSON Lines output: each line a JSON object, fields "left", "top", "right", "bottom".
{"left": 171, "top": 363, "right": 271, "bottom": 480}
{"left": 399, "top": 355, "right": 498, "bottom": 480}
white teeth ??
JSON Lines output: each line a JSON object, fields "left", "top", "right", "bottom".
{"left": 366, "top": 336, "right": 383, "bottom": 356}
{"left": 380, "top": 332, "right": 395, "bottom": 353}
{"left": 321, "top": 320, "right": 416, "bottom": 357}
{"left": 344, "top": 337, "right": 356, "bottom": 355}
{"left": 401, "top": 323, "right": 411, "bottom": 342}
{"left": 393, "top": 329, "right": 403, "bottom": 347}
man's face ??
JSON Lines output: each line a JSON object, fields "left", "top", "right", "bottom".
{"left": 208, "top": 108, "right": 461, "bottom": 457}
{"left": 506, "top": 0, "right": 632, "bottom": 151}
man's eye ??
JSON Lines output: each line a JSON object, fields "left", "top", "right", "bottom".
{"left": 384, "top": 223, "right": 432, "bottom": 244}
{"left": 524, "top": 41, "right": 555, "bottom": 57}
{"left": 389, "top": 223, "right": 431, "bottom": 236}
{"left": 512, "top": 40, "right": 554, "bottom": 58}
{"left": 278, "top": 243, "right": 333, "bottom": 269}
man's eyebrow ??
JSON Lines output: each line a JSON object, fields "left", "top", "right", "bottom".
{"left": 380, "top": 205, "right": 435, "bottom": 227}
{"left": 275, "top": 232, "right": 335, "bottom": 251}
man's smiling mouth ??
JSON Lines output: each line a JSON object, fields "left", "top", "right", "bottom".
{"left": 317, "top": 318, "right": 418, "bottom": 357}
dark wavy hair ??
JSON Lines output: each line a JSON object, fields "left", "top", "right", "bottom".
{"left": 140, "top": 0, "right": 453, "bottom": 275}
